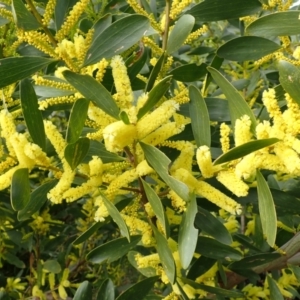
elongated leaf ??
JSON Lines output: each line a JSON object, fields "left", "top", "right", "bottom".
{"left": 3, "top": 252, "right": 25, "bottom": 268}
{"left": 96, "top": 278, "right": 115, "bottom": 300}
{"left": 101, "top": 193, "right": 130, "bottom": 241}
{"left": 267, "top": 276, "right": 284, "bottom": 300}
{"left": 196, "top": 236, "right": 242, "bottom": 262}
{"left": 20, "top": 79, "right": 46, "bottom": 151}
{"left": 64, "top": 137, "right": 90, "bottom": 170}
{"left": 11, "top": 168, "right": 30, "bottom": 211}
{"left": 115, "top": 276, "right": 159, "bottom": 300}
{"left": 256, "top": 170, "right": 277, "bottom": 247}
{"left": 145, "top": 52, "right": 166, "bottom": 92}
{"left": 86, "top": 236, "right": 141, "bottom": 264}
{"left": 168, "top": 63, "right": 207, "bottom": 82}
{"left": 12, "top": 0, "right": 40, "bottom": 30}
{"left": 84, "top": 15, "right": 150, "bottom": 66}
{"left": 152, "top": 225, "right": 176, "bottom": 284}
{"left": 66, "top": 98, "right": 90, "bottom": 143}
{"left": 217, "top": 37, "right": 281, "bottom": 61}
{"left": 187, "top": 0, "right": 261, "bottom": 21}
{"left": 187, "top": 256, "right": 216, "bottom": 280}
{"left": 278, "top": 60, "right": 300, "bottom": 108}
{"left": 189, "top": 85, "right": 211, "bottom": 147}
{"left": 229, "top": 253, "right": 281, "bottom": 270}
{"left": 92, "top": 14, "right": 112, "bottom": 42}
{"left": 178, "top": 195, "right": 198, "bottom": 269}
{"left": 175, "top": 280, "right": 189, "bottom": 300}
{"left": 246, "top": 11, "right": 300, "bottom": 36}
{"left": 73, "top": 222, "right": 103, "bottom": 245}
{"left": 137, "top": 75, "right": 172, "bottom": 120}
{"left": 142, "top": 180, "right": 169, "bottom": 237}
{"left": 63, "top": 70, "right": 120, "bottom": 119}
{"left": 0, "top": 57, "right": 55, "bottom": 89}
{"left": 208, "top": 67, "right": 256, "bottom": 133}
{"left": 213, "top": 138, "right": 280, "bottom": 165}
{"left": 167, "top": 14, "right": 195, "bottom": 54}
{"left": 195, "top": 207, "right": 232, "bottom": 245}
{"left": 18, "top": 180, "right": 58, "bottom": 220}
{"left": 73, "top": 281, "right": 92, "bottom": 300}
{"left": 140, "top": 142, "right": 189, "bottom": 201}
{"left": 203, "top": 56, "right": 224, "bottom": 94}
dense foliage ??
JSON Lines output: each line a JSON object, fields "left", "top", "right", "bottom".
{"left": 1, "top": 0, "right": 300, "bottom": 299}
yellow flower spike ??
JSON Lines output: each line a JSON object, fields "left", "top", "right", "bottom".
{"left": 220, "top": 122, "right": 231, "bottom": 153}
{"left": 32, "top": 285, "right": 45, "bottom": 299}
{"left": 48, "top": 272, "right": 55, "bottom": 291}
{"left": 0, "top": 110, "right": 17, "bottom": 155}
{"left": 184, "top": 26, "right": 208, "bottom": 45}
{"left": 196, "top": 146, "right": 214, "bottom": 178}
{"left": 103, "top": 121, "right": 137, "bottom": 153}
{"left": 256, "top": 121, "right": 271, "bottom": 140}
{"left": 142, "top": 36, "right": 164, "bottom": 56}
{"left": 58, "top": 284, "right": 68, "bottom": 299}
{"left": 234, "top": 115, "right": 253, "bottom": 146}
{"left": 167, "top": 190, "right": 186, "bottom": 212}
{"left": 32, "top": 75, "right": 74, "bottom": 91}
{"left": 137, "top": 100, "right": 179, "bottom": 139}
{"left": 217, "top": 169, "right": 249, "bottom": 197}
{"left": 169, "top": 0, "right": 192, "bottom": 20}
{"left": 55, "top": 0, "right": 89, "bottom": 41}
{"left": 42, "top": 0, "right": 56, "bottom": 26}
{"left": 24, "top": 143, "right": 50, "bottom": 167}
{"left": 39, "top": 95, "right": 78, "bottom": 110}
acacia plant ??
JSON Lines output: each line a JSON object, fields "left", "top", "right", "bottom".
{"left": 1, "top": 0, "right": 300, "bottom": 299}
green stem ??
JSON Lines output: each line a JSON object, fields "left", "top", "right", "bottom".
{"left": 162, "top": 0, "right": 171, "bottom": 51}
{"left": 24, "top": 0, "right": 57, "bottom": 47}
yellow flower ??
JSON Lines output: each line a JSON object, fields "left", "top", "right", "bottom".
{"left": 196, "top": 146, "right": 214, "bottom": 178}
{"left": 234, "top": 115, "right": 252, "bottom": 146}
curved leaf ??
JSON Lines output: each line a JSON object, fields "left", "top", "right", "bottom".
{"left": 64, "top": 137, "right": 90, "bottom": 170}
{"left": 213, "top": 138, "right": 280, "bottom": 165}
{"left": 189, "top": 85, "right": 211, "bottom": 147}
{"left": 168, "top": 63, "right": 207, "bottom": 82}
{"left": 137, "top": 75, "right": 172, "bottom": 120}
{"left": 217, "top": 36, "right": 281, "bottom": 61}
{"left": 63, "top": 70, "right": 120, "bottom": 119}
{"left": 73, "top": 222, "right": 103, "bottom": 245}
{"left": 86, "top": 236, "right": 141, "bottom": 264}
{"left": 178, "top": 195, "right": 198, "bottom": 269}
{"left": 0, "top": 56, "right": 55, "bottom": 89}
{"left": 96, "top": 278, "right": 115, "bottom": 300}
{"left": 167, "top": 14, "right": 195, "bottom": 54}
{"left": 73, "top": 281, "right": 92, "bottom": 300}
{"left": 267, "top": 275, "right": 284, "bottom": 300}
{"left": 20, "top": 78, "right": 46, "bottom": 151}
{"left": 145, "top": 52, "right": 165, "bottom": 92}
{"left": 92, "top": 14, "right": 112, "bottom": 42}
{"left": 66, "top": 98, "right": 90, "bottom": 144}
{"left": 188, "top": 0, "right": 261, "bottom": 21}
{"left": 257, "top": 170, "right": 277, "bottom": 247}
{"left": 208, "top": 66, "right": 256, "bottom": 133}
{"left": 84, "top": 15, "right": 150, "bottom": 66}
{"left": 246, "top": 11, "right": 300, "bottom": 36}
{"left": 11, "top": 168, "right": 30, "bottom": 211}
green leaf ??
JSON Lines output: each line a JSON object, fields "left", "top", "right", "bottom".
{"left": 73, "top": 222, "right": 103, "bottom": 245}
{"left": 140, "top": 142, "right": 189, "bottom": 202}
{"left": 256, "top": 170, "right": 277, "bottom": 247}
{"left": 119, "top": 110, "right": 131, "bottom": 125}
{"left": 195, "top": 207, "right": 232, "bottom": 245}
{"left": 196, "top": 236, "right": 243, "bottom": 262}
{"left": 187, "top": 256, "right": 216, "bottom": 280}
{"left": 208, "top": 66, "right": 256, "bottom": 133}
{"left": 145, "top": 52, "right": 166, "bottom": 92}
{"left": 213, "top": 138, "right": 280, "bottom": 165}
{"left": 12, "top": 0, "right": 40, "bottom": 30}
{"left": 246, "top": 11, "right": 300, "bottom": 36}
{"left": 217, "top": 37, "right": 281, "bottom": 61}
{"left": 66, "top": 98, "right": 90, "bottom": 143}
{"left": 3, "top": 252, "right": 25, "bottom": 268}
{"left": 73, "top": 281, "right": 93, "bottom": 300}
{"left": 101, "top": 192, "right": 130, "bottom": 241}
{"left": 63, "top": 70, "right": 119, "bottom": 119}
{"left": 267, "top": 275, "right": 284, "bottom": 300}
{"left": 43, "top": 260, "right": 61, "bottom": 273}
{"left": 18, "top": 180, "right": 58, "bottom": 221}
{"left": 142, "top": 180, "right": 169, "bottom": 238}
{"left": 92, "top": 14, "right": 112, "bottom": 42}
{"left": 189, "top": 85, "right": 211, "bottom": 147}
{"left": 203, "top": 56, "right": 224, "bottom": 94}
{"left": 64, "top": 137, "right": 90, "bottom": 170}
{"left": 167, "top": 14, "right": 195, "bottom": 54}
{"left": 278, "top": 60, "right": 300, "bottom": 108}
{"left": 115, "top": 276, "right": 159, "bottom": 300}
{"left": 11, "top": 168, "right": 30, "bottom": 211}
{"left": 178, "top": 195, "right": 198, "bottom": 269}
{"left": 229, "top": 253, "right": 281, "bottom": 270}
{"left": 127, "top": 251, "right": 157, "bottom": 278}
{"left": 0, "top": 56, "right": 55, "bottom": 89}
{"left": 96, "top": 278, "right": 115, "bottom": 300}
{"left": 152, "top": 225, "right": 176, "bottom": 284}
{"left": 137, "top": 75, "right": 172, "bottom": 120}
{"left": 86, "top": 236, "right": 141, "bottom": 264}
{"left": 84, "top": 15, "right": 150, "bottom": 66}
{"left": 168, "top": 63, "right": 207, "bottom": 82}
{"left": 187, "top": 0, "right": 261, "bottom": 21}
{"left": 20, "top": 78, "right": 46, "bottom": 151}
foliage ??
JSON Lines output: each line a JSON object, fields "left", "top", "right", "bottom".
{"left": 1, "top": 0, "right": 300, "bottom": 299}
